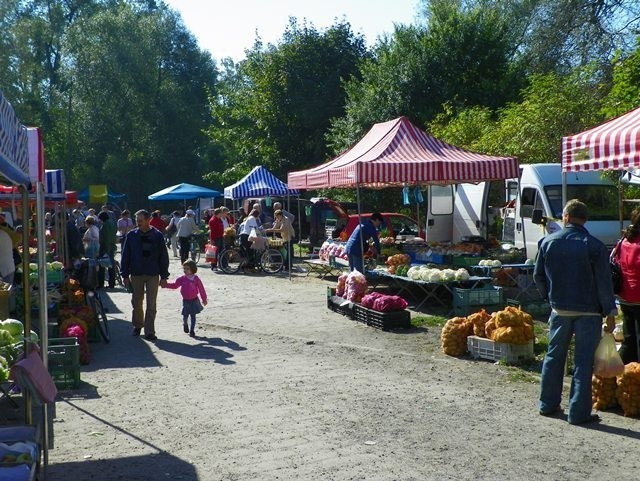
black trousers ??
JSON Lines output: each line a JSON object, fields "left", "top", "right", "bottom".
{"left": 179, "top": 236, "right": 190, "bottom": 264}
{"left": 619, "top": 304, "right": 640, "bottom": 364}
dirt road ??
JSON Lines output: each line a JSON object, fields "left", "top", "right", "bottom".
{"left": 48, "top": 257, "right": 640, "bottom": 480}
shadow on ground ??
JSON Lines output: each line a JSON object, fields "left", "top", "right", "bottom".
{"left": 154, "top": 337, "right": 238, "bottom": 365}
{"left": 48, "top": 399, "right": 199, "bottom": 480}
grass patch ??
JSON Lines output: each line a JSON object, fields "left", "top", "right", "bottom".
{"left": 411, "top": 315, "right": 447, "bottom": 328}
{"left": 294, "top": 243, "right": 311, "bottom": 257}
{"left": 501, "top": 365, "right": 540, "bottom": 384}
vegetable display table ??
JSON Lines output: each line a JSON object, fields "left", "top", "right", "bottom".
{"left": 303, "top": 256, "right": 346, "bottom": 279}
{"left": 471, "top": 263, "right": 537, "bottom": 301}
{"left": 367, "top": 270, "right": 491, "bottom": 312}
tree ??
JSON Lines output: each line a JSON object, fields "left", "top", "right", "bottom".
{"left": 602, "top": 38, "right": 640, "bottom": 117}
{"left": 205, "top": 19, "right": 367, "bottom": 186}
{"left": 429, "top": 69, "right": 606, "bottom": 164}
{"left": 60, "top": 3, "right": 218, "bottom": 205}
{"left": 328, "top": 1, "right": 524, "bottom": 154}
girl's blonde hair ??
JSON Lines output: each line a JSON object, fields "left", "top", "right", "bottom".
{"left": 183, "top": 259, "right": 197, "bottom": 273}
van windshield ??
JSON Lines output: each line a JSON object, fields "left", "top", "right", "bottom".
{"left": 545, "top": 185, "right": 620, "bottom": 220}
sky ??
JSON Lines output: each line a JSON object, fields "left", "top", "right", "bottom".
{"left": 163, "top": 0, "right": 421, "bottom": 62}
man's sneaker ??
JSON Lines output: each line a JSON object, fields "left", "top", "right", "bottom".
{"left": 132, "top": 327, "right": 141, "bottom": 336}
{"left": 183, "top": 323, "right": 189, "bottom": 333}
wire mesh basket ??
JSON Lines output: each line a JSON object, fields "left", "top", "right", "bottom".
{"left": 268, "top": 238, "right": 284, "bottom": 248}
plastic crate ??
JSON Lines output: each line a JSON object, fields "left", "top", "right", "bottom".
{"left": 47, "top": 337, "right": 80, "bottom": 389}
{"left": 506, "top": 299, "right": 551, "bottom": 318}
{"left": 453, "top": 286, "right": 503, "bottom": 307}
{"left": 354, "top": 304, "right": 411, "bottom": 330}
{"left": 46, "top": 270, "right": 64, "bottom": 284}
{"left": 326, "top": 287, "right": 356, "bottom": 319}
{"left": 467, "top": 335, "right": 534, "bottom": 363}
{"left": 451, "top": 256, "right": 487, "bottom": 268}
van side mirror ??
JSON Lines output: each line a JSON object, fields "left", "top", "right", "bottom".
{"left": 531, "top": 209, "right": 544, "bottom": 225}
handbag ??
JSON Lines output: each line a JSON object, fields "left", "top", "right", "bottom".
{"left": 610, "top": 239, "right": 623, "bottom": 295}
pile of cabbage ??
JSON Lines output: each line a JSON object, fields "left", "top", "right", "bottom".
{"left": 406, "top": 266, "right": 470, "bottom": 283}
{"left": 0, "top": 319, "right": 38, "bottom": 383}
{"left": 477, "top": 259, "right": 502, "bottom": 268}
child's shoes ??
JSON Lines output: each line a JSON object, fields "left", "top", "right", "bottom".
{"left": 183, "top": 322, "right": 189, "bottom": 333}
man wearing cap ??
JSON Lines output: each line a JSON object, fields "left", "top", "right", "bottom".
{"left": 177, "top": 209, "right": 199, "bottom": 263}
{"left": 121, "top": 209, "right": 170, "bottom": 341}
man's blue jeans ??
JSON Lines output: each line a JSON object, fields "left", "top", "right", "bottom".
{"left": 539, "top": 312, "right": 602, "bottom": 424}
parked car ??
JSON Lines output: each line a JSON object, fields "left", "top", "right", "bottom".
{"left": 342, "top": 213, "right": 424, "bottom": 240}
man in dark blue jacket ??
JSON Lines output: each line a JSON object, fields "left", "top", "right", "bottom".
{"left": 121, "top": 209, "right": 170, "bottom": 341}
{"left": 534, "top": 199, "right": 616, "bottom": 425}
{"left": 345, "top": 213, "right": 383, "bottom": 272}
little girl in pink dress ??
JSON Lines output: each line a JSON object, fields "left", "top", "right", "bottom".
{"left": 164, "top": 260, "right": 207, "bottom": 337}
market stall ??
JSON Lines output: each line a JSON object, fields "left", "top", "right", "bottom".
{"left": 0, "top": 90, "right": 50, "bottom": 478}
{"left": 288, "top": 116, "right": 519, "bottom": 311}
{"left": 224, "top": 166, "right": 299, "bottom": 275}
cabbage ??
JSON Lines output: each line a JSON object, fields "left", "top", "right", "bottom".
{"left": 441, "top": 269, "right": 456, "bottom": 282}
{"left": 491, "top": 260, "right": 502, "bottom": 268}
{"left": 49, "top": 261, "right": 64, "bottom": 270}
{"left": 455, "top": 268, "right": 470, "bottom": 281}
{"left": 0, "top": 319, "right": 23, "bottom": 337}
{"left": 0, "top": 330, "right": 14, "bottom": 347}
{"left": 29, "top": 263, "right": 38, "bottom": 272}
{"left": 427, "top": 270, "right": 443, "bottom": 283}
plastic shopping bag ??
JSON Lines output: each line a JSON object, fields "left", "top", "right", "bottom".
{"left": 204, "top": 243, "right": 217, "bottom": 265}
{"left": 593, "top": 332, "right": 625, "bottom": 378}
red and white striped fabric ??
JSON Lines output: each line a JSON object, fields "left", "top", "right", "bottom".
{"left": 562, "top": 107, "right": 640, "bottom": 172}
{"left": 288, "top": 117, "right": 518, "bottom": 188}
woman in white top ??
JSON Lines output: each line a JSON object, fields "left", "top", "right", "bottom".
{"left": 83, "top": 216, "right": 100, "bottom": 258}
{"left": 239, "top": 210, "right": 261, "bottom": 265}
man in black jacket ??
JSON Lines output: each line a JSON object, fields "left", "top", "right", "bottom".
{"left": 121, "top": 210, "right": 170, "bottom": 341}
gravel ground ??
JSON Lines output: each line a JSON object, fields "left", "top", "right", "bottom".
{"left": 45, "top": 256, "right": 640, "bottom": 481}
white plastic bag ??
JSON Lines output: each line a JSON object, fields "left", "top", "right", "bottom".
{"left": 593, "top": 333, "right": 624, "bottom": 378}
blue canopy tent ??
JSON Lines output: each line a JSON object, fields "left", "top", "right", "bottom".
{"left": 148, "top": 183, "right": 222, "bottom": 201}
{"left": 223, "top": 165, "right": 299, "bottom": 199}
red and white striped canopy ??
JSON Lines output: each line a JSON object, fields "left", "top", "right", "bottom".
{"left": 562, "top": 106, "right": 640, "bottom": 172}
{"left": 288, "top": 117, "right": 518, "bottom": 189}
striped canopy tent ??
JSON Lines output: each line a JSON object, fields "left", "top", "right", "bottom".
{"left": 562, "top": 106, "right": 640, "bottom": 173}
{"left": 0, "top": 90, "right": 31, "bottom": 186}
{"left": 0, "top": 169, "right": 66, "bottom": 201}
{"left": 224, "top": 165, "right": 299, "bottom": 199}
{"left": 288, "top": 117, "right": 519, "bottom": 189}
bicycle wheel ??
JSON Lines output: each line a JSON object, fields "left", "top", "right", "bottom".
{"left": 260, "top": 248, "right": 284, "bottom": 274}
{"left": 87, "top": 290, "right": 110, "bottom": 343}
{"left": 219, "top": 248, "right": 243, "bottom": 274}
{"left": 113, "top": 261, "right": 124, "bottom": 287}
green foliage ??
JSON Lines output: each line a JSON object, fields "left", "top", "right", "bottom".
{"left": 205, "top": 19, "right": 367, "bottom": 186}
{"left": 328, "top": 1, "right": 524, "bottom": 153}
{"left": 602, "top": 38, "right": 640, "bottom": 118}
{"left": 430, "top": 68, "right": 606, "bottom": 164}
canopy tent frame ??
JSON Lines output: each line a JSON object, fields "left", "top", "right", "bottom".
{"left": 289, "top": 116, "right": 519, "bottom": 271}
{"left": 561, "top": 106, "right": 640, "bottom": 234}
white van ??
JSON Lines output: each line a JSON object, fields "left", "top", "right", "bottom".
{"left": 452, "top": 164, "right": 625, "bottom": 258}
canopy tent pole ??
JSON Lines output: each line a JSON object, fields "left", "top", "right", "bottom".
{"left": 619, "top": 175, "right": 625, "bottom": 236}
{"left": 287, "top": 194, "right": 291, "bottom": 281}
{"left": 356, "top": 183, "right": 364, "bottom": 272}
{"left": 36, "top": 182, "right": 50, "bottom": 468}
{"left": 561, "top": 172, "right": 567, "bottom": 212}
{"left": 20, "top": 186, "right": 32, "bottom": 424}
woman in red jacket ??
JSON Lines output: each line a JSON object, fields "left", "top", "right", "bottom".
{"left": 617, "top": 208, "right": 640, "bottom": 363}
{"left": 208, "top": 208, "right": 224, "bottom": 270}
{"left": 149, "top": 210, "right": 167, "bottom": 232}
